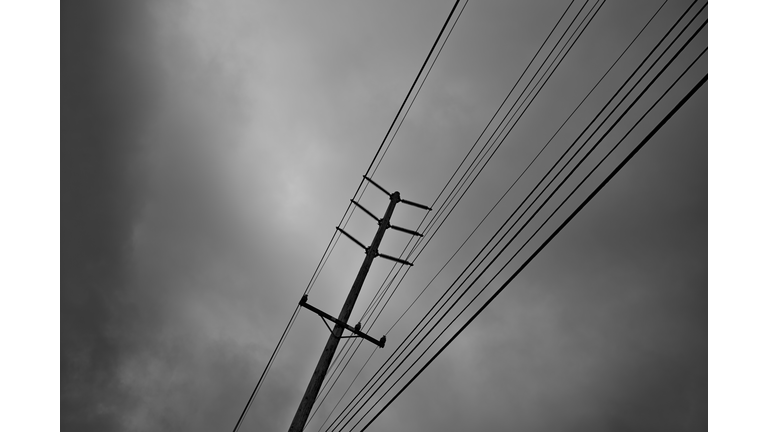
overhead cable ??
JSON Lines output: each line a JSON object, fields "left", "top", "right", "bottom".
{"left": 326, "top": 4, "right": 705, "bottom": 430}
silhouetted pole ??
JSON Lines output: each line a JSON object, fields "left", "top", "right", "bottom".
{"left": 287, "top": 191, "right": 401, "bottom": 432}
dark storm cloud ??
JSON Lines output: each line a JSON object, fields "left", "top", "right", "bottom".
{"left": 61, "top": 1, "right": 284, "bottom": 429}
{"left": 61, "top": 0, "right": 153, "bottom": 428}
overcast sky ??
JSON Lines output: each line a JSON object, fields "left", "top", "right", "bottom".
{"left": 62, "top": 0, "right": 706, "bottom": 431}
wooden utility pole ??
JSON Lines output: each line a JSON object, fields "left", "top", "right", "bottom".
{"left": 288, "top": 177, "right": 429, "bottom": 432}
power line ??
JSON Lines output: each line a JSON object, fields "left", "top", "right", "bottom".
{"left": 323, "top": 2, "right": 608, "bottom": 430}
{"left": 309, "top": 0, "right": 466, "bottom": 300}
{"left": 231, "top": 2, "right": 466, "bottom": 431}
{"left": 372, "top": 0, "right": 703, "bottom": 392}
{"left": 313, "top": 0, "right": 587, "bottom": 426}
{"left": 230, "top": 304, "right": 300, "bottom": 432}
{"left": 347, "top": 30, "right": 708, "bottom": 432}
{"left": 350, "top": 36, "right": 708, "bottom": 430}
{"left": 417, "top": 0, "right": 589, "bottom": 247}
{"left": 341, "top": 9, "right": 589, "bottom": 391}
{"left": 328, "top": 4, "right": 704, "bottom": 428}
{"left": 382, "top": 0, "right": 671, "bottom": 336}
{"left": 307, "top": 2, "right": 586, "bottom": 426}
{"left": 359, "top": 69, "right": 708, "bottom": 432}
{"left": 301, "top": 3, "right": 472, "bottom": 428}
{"left": 360, "top": 0, "right": 587, "bottom": 336}
{"left": 364, "top": 0, "right": 464, "bottom": 179}
{"left": 311, "top": 0, "right": 470, "bottom": 406}
{"left": 367, "top": 0, "right": 470, "bottom": 180}
{"left": 369, "top": 0, "right": 605, "bottom": 327}
{"left": 359, "top": 0, "right": 605, "bottom": 379}
{"left": 364, "top": 0, "right": 588, "bottom": 323}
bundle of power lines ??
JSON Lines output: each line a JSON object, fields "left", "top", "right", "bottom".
{"left": 234, "top": 0, "right": 707, "bottom": 430}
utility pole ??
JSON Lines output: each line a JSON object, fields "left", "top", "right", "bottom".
{"left": 288, "top": 176, "right": 430, "bottom": 432}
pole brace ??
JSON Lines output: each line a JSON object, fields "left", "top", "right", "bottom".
{"left": 363, "top": 175, "right": 390, "bottom": 197}
{"left": 377, "top": 252, "right": 413, "bottom": 266}
{"left": 350, "top": 199, "right": 380, "bottom": 222}
{"left": 299, "top": 295, "right": 386, "bottom": 348}
{"left": 389, "top": 224, "right": 423, "bottom": 237}
{"left": 336, "top": 226, "right": 367, "bottom": 251}
{"left": 400, "top": 198, "right": 432, "bottom": 211}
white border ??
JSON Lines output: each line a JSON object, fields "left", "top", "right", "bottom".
{"left": 0, "top": 2, "right": 60, "bottom": 430}
{"left": 709, "top": 1, "right": 768, "bottom": 431}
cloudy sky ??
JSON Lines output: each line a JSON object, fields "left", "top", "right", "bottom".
{"left": 61, "top": 0, "right": 706, "bottom": 431}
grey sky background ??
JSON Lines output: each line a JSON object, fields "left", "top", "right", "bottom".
{"left": 61, "top": 1, "right": 706, "bottom": 431}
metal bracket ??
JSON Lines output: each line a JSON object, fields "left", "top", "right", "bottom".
{"left": 350, "top": 199, "right": 380, "bottom": 222}
{"left": 400, "top": 197, "right": 432, "bottom": 211}
{"left": 377, "top": 252, "right": 413, "bottom": 266}
{"left": 389, "top": 224, "right": 423, "bottom": 237}
{"left": 336, "top": 226, "right": 367, "bottom": 251}
{"left": 363, "top": 175, "right": 390, "bottom": 197}
{"left": 299, "top": 295, "right": 386, "bottom": 348}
